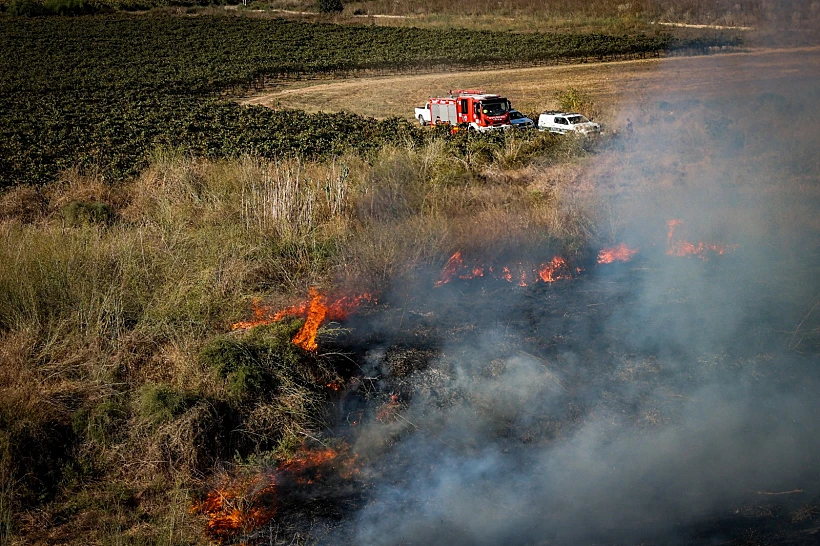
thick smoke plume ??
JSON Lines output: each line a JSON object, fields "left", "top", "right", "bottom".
{"left": 304, "top": 50, "right": 820, "bottom": 546}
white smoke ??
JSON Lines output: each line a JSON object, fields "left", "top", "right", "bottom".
{"left": 319, "top": 48, "right": 820, "bottom": 546}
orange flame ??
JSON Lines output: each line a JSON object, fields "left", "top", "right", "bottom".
{"left": 231, "top": 289, "right": 374, "bottom": 351}
{"left": 280, "top": 445, "right": 360, "bottom": 483}
{"left": 666, "top": 218, "right": 684, "bottom": 247}
{"left": 193, "top": 444, "right": 360, "bottom": 542}
{"left": 192, "top": 473, "right": 277, "bottom": 542}
{"left": 376, "top": 394, "right": 401, "bottom": 422}
{"left": 666, "top": 219, "right": 738, "bottom": 261}
{"left": 597, "top": 243, "right": 639, "bottom": 264}
{"left": 434, "top": 251, "right": 464, "bottom": 287}
{"left": 291, "top": 287, "right": 328, "bottom": 351}
{"left": 434, "top": 252, "right": 573, "bottom": 287}
{"left": 537, "top": 256, "right": 569, "bottom": 283}
{"left": 518, "top": 267, "right": 528, "bottom": 287}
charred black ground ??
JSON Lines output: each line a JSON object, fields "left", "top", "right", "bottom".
{"left": 245, "top": 238, "right": 820, "bottom": 546}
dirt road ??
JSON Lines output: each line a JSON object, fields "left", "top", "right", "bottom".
{"left": 241, "top": 46, "right": 820, "bottom": 119}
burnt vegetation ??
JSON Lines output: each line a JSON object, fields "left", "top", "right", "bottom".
{"left": 1, "top": 3, "right": 819, "bottom": 546}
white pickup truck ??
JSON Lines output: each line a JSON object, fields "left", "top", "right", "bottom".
{"left": 414, "top": 106, "right": 433, "bottom": 126}
{"left": 538, "top": 112, "right": 601, "bottom": 135}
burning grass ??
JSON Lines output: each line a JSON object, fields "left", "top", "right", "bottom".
{"left": 597, "top": 242, "right": 639, "bottom": 264}
{"left": 192, "top": 442, "right": 361, "bottom": 544}
{"left": 193, "top": 471, "right": 278, "bottom": 542}
{"left": 232, "top": 288, "right": 376, "bottom": 351}
{"left": 1, "top": 78, "right": 819, "bottom": 545}
{"left": 666, "top": 218, "right": 739, "bottom": 261}
{"left": 0, "top": 136, "right": 576, "bottom": 542}
{"left": 433, "top": 251, "right": 576, "bottom": 287}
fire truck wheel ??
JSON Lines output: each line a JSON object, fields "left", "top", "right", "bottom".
{"left": 418, "top": 115, "right": 427, "bottom": 126}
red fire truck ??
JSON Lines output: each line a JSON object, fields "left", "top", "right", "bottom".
{"left": 414, "top": 90, "right": 513, "bottom": 132}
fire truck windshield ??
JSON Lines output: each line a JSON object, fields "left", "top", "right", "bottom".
{"left": 480, "top": 101, "right": 510, "bottom": 116}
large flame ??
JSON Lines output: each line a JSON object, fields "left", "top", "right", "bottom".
{"left": 231, "top": 288, "right": 374, "bottom": 351}
{"left": 597, "top": 243, "right": 639, "bottom": 264}
{"left": 666, "top": 219, "right": 738, "bottom": 261}
{"left": 435, "top": 252, "right": 574, "bottom": 287}
{"left": 434, "top": 250, "right": 465, "bottom": 287}
{"left": 291, "top": 288, "right": 329, "bottom": 352}
{"left": 193, "top": 444, "right": 359, "bottom": 543}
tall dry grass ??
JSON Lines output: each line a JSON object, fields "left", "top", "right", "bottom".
{"left": 0, "top": 134, "right": 594, "bottom": 348}
{"left": 0, "top": 130, "right": 600, "bottom": 544}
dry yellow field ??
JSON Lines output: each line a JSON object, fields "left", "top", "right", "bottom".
{"left": 242, "top": 46, "right": 820, "bottom": 121}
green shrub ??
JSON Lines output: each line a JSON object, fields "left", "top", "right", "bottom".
{"left": 201, "top": 337, "right": 265, "bottom": 399}
{"left": 199, "top": 321, "right": 305, "bottom": 400}
{"left": 61, "top": 200, "right": 115, "bottom": 227}
{"left": 137, "top": 384, "right": 196, "bottom": 425}
{"left": 555, "top": 87, "right": 598, "bottom": 119}
{"left": 199, "top": 322, "right": 329, "bottom": 455}
{"left": 43, "top": 0, "right": 97, "bottom": 14}
{"left": 72, "top": 398, "right": 128, "bottom": 447}
{"left": 6, "top": 0, "right": 48, "bottom": 14}
{"left": 316, "top": 0, "right": 342, "bottom": 13}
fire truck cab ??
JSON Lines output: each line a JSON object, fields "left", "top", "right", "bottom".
{"left": 414, "top": 90, "right": 512, "bottom": 132}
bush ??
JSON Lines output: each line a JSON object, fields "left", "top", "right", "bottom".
{"left": 198, "top": 322, "right": 330, "bottom": 454}
{"left": 137, "top": 384, "right": 197, "bottom": 425}
{"left": 72, "top": 398, "right": 128, "bottom": 447}
{"left": 6, "top": 0, "right": 48, "bottom": 15}
{"left": 199, "top": 321, "right": 306, "bottom": 400}
{"left": 43, "top": 0, "right": 97, "bottom": 14}
{"left": 316, "top": 0, "right": 342, "bottom": 13}
{"left": 555, "top": 87, "right": 598, "bottom": 119}
{"left": 61, "top": 200, "right": 115, "bottom": 226}
{"left": 201, "top": 337, "right": 265, "bottom": 399}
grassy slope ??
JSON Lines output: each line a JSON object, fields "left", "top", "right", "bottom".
{"left": 3, "top": 84, "right": 820, "bottom": 543}
{"left": 239, "top": 0, "right": 819, "bottom": 38}
{"left": 0, "top": 6, "right": 819, "bottom": 546}
{"left": 0, "top": 131, "right": 603, "bottom": 544}
{"left": 5, "top": 0, "right": 819, "bottom": 34}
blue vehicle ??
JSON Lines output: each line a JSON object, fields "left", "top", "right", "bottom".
{"left": 508, "top": 109, "right": 534, "bottom": 129}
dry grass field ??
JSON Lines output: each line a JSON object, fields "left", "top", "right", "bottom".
{"left": 242, "top": 46, "right": 820, "bottom": 122}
